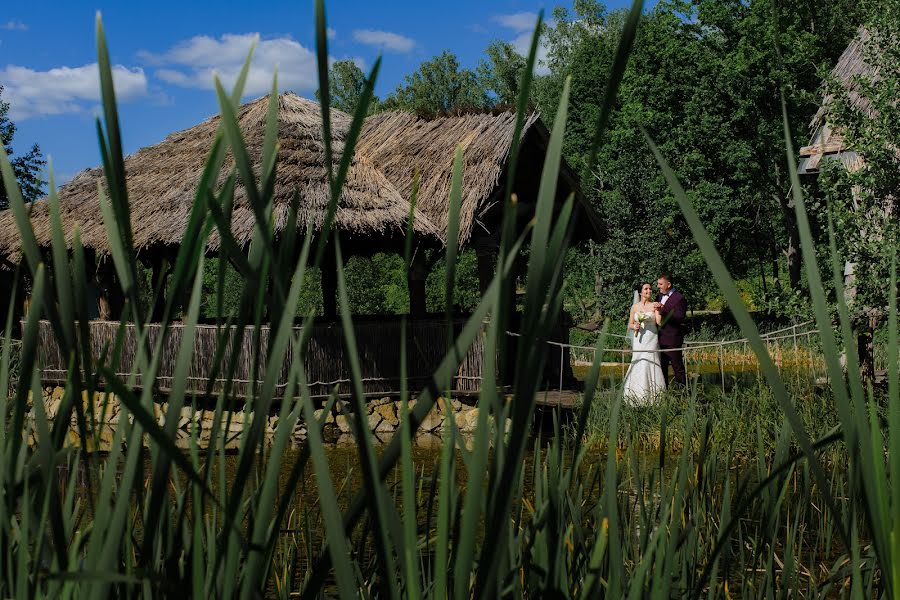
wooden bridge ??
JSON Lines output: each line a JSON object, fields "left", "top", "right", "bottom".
{"left": 34, "top": 317, "right": 576, "bottom": 402}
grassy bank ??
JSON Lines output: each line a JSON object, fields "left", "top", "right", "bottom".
{"left": 577, "top": 381, "right": 840, "bottom": 455}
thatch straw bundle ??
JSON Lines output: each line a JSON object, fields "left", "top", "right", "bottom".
{"left": 0, "top": 93, "right": 581, "bottom": 265}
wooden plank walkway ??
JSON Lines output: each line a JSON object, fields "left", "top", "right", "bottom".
{"left": 533, "top": 390, "right": 580, "bottom": 409}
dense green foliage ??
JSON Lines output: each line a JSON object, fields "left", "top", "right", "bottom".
{"left": 536, "top": 0, "right": 867, "bottom": 322}
{"left": 312, "top": 0, "right": 872, "bottom": 328}
{"left": 0, "top": 86, "right": 44, "bottom": 210}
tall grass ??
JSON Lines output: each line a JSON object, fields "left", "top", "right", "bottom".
{"left": 0, "top": 1, "right": 896, "bottom": 598}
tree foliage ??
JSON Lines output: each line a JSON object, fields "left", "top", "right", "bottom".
{"left": 317, "top": 60, "right": 379, "bottom": 114}
{"left": 534, "top": 0, "right": 865, "bottom": 323}
{"left": 381, "top": 51, "right": 491, "bottom": 114}
{"left": 0, "top": 85, "right": 45, "bottom": 209}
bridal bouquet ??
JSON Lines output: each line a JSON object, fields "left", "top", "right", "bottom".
{"left": 635, "top": 312, "right": 648, "bottom": 330}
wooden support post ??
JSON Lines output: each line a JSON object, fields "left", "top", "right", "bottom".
{"left": 96, "top": 257, "right": 124, "bottom": 321}
{"left": 475, "top": 246, "right": 496, "bottom": 296}
{"left": 322, "top": 241, "right": 338, "bottom": 320}
{"left": 147, "top": 254, "right": 172, "bottom": 322}
{"left": 407, "top": 249, "right": 428, "bottom": 319}
{"left": 0, "top": 268, "right": 13, "bottom": 326}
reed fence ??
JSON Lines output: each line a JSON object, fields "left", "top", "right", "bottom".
{"left": 34, "top": 318, "right": 494, "bottom": 399}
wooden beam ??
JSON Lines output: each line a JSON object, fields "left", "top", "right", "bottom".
{"left": 407, "top": 249, "right": 428, "bottom": 318}
{"left": 149, "top": 257, "right": 173, "bottom": 322}
{"left": 96, "top": 257, "right": 124, "bottom": 321}
{"left": 475, "top": 246, "right": 496, "bottom": 296}
{"left": 321, "top": 241, "right": 338, "bottom": 319}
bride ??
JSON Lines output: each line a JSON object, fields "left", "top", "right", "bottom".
{"left": 623, "top": 282, "right": 665, "bottom": 404}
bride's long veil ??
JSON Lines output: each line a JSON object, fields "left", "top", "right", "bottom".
{"left": 625, "top": 289, "right": 640, "bottom": 343}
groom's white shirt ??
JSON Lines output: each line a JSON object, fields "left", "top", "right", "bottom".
{"left": 660, "top": 289, "right": 674, "bottom": 305}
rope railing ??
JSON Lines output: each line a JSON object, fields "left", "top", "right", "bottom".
{"left": 31, "top": 319, "right": 826, "bottom": 404}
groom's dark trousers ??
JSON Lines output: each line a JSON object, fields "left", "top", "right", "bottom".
{"left": 657, "top": 290, "right": 688, "bottom": 387}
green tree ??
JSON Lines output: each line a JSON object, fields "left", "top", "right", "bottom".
{"left": 477, "top": 41, "right": 528, "bottom": 106}
{"left": 533, "top": 0, "right": 864, "bottom": 321}
{"left": 0, "top": 85, "right": 45, "bottom": 209}
{"left": 316, "top": 59, "right": 379, "bottom": 114}
{"left": 382, "top": 51, "right": 490, "bottom": 114}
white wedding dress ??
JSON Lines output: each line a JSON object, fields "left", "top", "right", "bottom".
{"left": 623, "top": 310, "right": 665, "bottom": 405}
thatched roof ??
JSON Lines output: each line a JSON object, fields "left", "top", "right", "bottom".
{"left": 0, "top": 92, "right": 589, "bottom": 265}
{"left": 360, "top": 110, "right": 541, "bottom": 244}
{"left": 0, "top": 94, "right": 438, "bottom": 262}
{"left": 799, "top": 28, "right": 875, "bottom": 174}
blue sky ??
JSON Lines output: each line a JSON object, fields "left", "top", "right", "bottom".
{"left": 1, "top": 0, "right": 633, "bottom": 185}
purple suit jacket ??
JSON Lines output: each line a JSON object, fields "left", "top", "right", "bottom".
{"left": 656, "top": 290, "right": 686, "bottom": 347}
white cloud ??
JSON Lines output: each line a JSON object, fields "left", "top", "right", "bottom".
{"left": 511, "top": 31, "right": 551, "bottom": 75}
{"left": 491, "top": 13, "right": 551, "bottom": 76}
{"left": 0, "top": 63, "right": 148, "bottom": 120}
{"left": 140, "top": 33, "right": 317, "bottom": 96}
{"left": 492, "top": 12, "right": 539, "bottom": 32}
{"left": 1, "top": 20, "right": 28, "bottom": 31}
{"left": 327, "top": 27, "right": 337, "bottom": 40}
{"left": 351, "top": 29, "right": 415, "bottom": 53}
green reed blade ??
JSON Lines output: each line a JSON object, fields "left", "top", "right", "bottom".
{"left": 261, "top": 73, "right": 280, "bottom": 199}
{"left": 141, "top": 253, "right": 206, "bottom": 561}
{"left": 572, "top": 319, "right": 609, "bottom": 473}
{"left": 453, "top": 273, "right": 501, "bottom": 600}
{"left": 159, "top": 137, "right": 224, "bottom": 323}
{"left": 95, "top": 369, "right": 223, "bottom": 511}
{"left": 96, "top": 185, "right": 133, "bottom": 296}
{"left": 0, "top": 267, "right": 18, "bottom": 451}
{"left": 585, "top": 0, "right": 644, "bottom": 176}
{"left": 300, "top": 377, "right": 359, "bottom": 600}
{"left": 94, "top": 14, "right": 127, "bottom": 221}
{"left": 477, "top": 199, "right": 574, "bottom": 593}
{"left": 206, "top": 190, "right": 256, "bottom": 281}
{"left": 827, "top": 208, "right": 893, "bottom": 566}
{"left": 0, "top": 142, "right": 41, "bottom": 275}
{"left": 444, "top": 146, "right": 464, "bottom": 333}
{"left": 495, "top": 11, "right": 544, "bottom": 384}
{"left": 890, "top": 253, "right": 900, "bottom": 597}
{"left": 602, "top": 391, "right": 624, "bottom": 598}
{"left": 217, "top": 222, "right": 317, "bottom": 562}
{"left": 7, "top": 263, "right": 46, "bottom": 476}
{"left": 213, "top": 78, "right": 275, "bottom": 260}
{"left": 241, "top": 356, "right": 302, "bottom": 596}
{"left": 434, "top": 408, "right": 456, "bottom": 599}
{"left": 399, "top": 325, "right": 422, "bottom": 600}
{"left": 579, "top": 518, "right": 609, "bottom": 600}
{"left": 333, "top": 236, "right": 401, "bottom": 598}
{"left": 314, "top": 0, "right": 334, "bottom": 185}
{"left": 46, "top": 164, "right": 74, "bottom": 350}
{"left": 523, "top": 76, "right": 570, "bottom": 330}
{"left": 315, "top": 56, "right": 382, "bottom": 266}
{"left": 644, "top": 128, "right": 851, "bottom": 551}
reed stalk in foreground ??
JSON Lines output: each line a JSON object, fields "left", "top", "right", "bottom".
{"left": 0, "top": 0, "right": 896, "bottom": 598}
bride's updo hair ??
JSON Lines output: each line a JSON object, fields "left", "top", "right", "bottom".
{"left": 636, "top": 282, "right": 652, "bottom": 293}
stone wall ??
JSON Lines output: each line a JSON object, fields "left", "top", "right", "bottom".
{"left": 27, "top": 386, "right": 485, "bottom": 448}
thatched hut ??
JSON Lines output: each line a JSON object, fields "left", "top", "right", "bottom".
{"left": 798, "top": 28, "right": 873, "bottom": 175}
{"left": 798, "top": 26, "right": 899, "bottom": 380}
{"left": 0, "top": 92, "right": 595, "bottom": 396}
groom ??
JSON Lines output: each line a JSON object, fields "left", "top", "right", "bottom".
{"left": 654, "top": 273, "right": 687, "bottom": 387}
